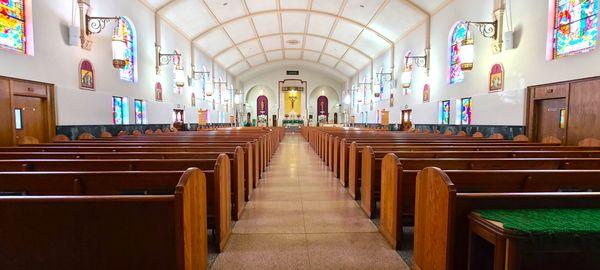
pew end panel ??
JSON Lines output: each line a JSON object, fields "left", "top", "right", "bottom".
{"left": 348, "top": 141, "right": 361, "bottom": 200}
{"left": 214, "top": 153, "right": 232, "bottom": 252}
{"left": 360, "top": 146, "right": 376, "bottom": 218}
{"left": 174, "top": 168, "right": 209, "bottom": 270}
{"left": 232, "top": 146, "right": 246, "bottom": 221}
{"left": 379, "top": 153, "right": 404, "bottom": 250}
{"left": 414, "top": 167, "right": 456, "bottom": 270}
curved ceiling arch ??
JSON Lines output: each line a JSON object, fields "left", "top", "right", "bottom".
{"left": 226, "top": 48, "right": 361, "bottom": 72}
{"left": 212, "top": 32, "right": 373, "bottom": 61}
{"left": 142, "top": 0, "right": 450, "bottom": 78}
{"left": 236, "top": 59, "right": 349, "bottom": 84}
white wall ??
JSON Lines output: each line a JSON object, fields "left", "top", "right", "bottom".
{"left": 350, "top": 0, "right": 600, "bottom": 125}
{"left": 0, "top": 0, "right": 235, "bottom": 125}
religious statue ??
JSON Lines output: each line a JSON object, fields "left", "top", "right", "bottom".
{"left": 260, "top": 100, "right": 265, "bottom": 112}
{"left": 289, "top": 92, "right": 298, "bottom": 109}
{"left": 320, "top": 100, "right": 325, "bottom": 113}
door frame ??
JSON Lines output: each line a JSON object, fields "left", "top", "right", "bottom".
{"left": 2, "top": 76, "right": 56, "bottom": 145}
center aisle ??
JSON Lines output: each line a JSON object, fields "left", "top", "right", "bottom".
{"left": 211, "top": 134, "right": 409, "bottom": 270}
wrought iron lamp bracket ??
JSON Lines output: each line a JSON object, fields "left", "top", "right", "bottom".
{"left": 86, "top": 16, "right": 121, "bottom": 35}
{"left": 465, "top": 21, "right": 498, "bottom": 40}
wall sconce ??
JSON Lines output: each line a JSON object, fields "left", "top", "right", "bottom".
{"left": 401, "top": 49, "right": 430, "bottom": 89}
{"left": 191, "top": 66, "right": 211, "bottom": 80}
{"left": 460, "top": 9, "right": 505, "bottom": 71}
{"left": 213, "top": 78, "right": 227, "bottom": 99}
{"left": 156, "top": 47, "right": 185, "bottom": 87}
{"left": 77, "top": 0, "right": 122, "bottom": 50}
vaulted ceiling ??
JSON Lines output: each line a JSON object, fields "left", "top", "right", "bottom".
{"left": 140, "top": 0, "right": 449, "bottom": 78}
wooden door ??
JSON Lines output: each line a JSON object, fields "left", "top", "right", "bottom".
{"left": 401, "top": 110, "right": 413, "bottom": 131}
{"left": 535, "top": 98, "right": 567, "bottom": 144}
{"left": 13, "top": 95, "right": 48, "bottom": 142}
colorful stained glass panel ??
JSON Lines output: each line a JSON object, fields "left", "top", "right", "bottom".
{"left": 134, "top": 99, "right": 147, "bottom": 124}
{"left": 461, "top": 97, "right": 472, "bottom": 125}
{"left": 449, "top": 22, "right": 467, "bottom": 84}
{"left": 116, "top": 18, "right": 137, "bottom": 82}
{"left": 553, "top": 0, "right": 599, "bottom": 58}
{"left": 0, "top": 0, "right": 26, "bottom": 53}
{"left": 440, "top": 100, "right": 451, "bottom": 125}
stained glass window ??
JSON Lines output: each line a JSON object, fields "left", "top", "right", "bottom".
{"left": 549, "top": 0, "right": 598, "bottom": 59}
{"left": 439, "top": 100, "right": 451, "bottom": 125}
{"left": 461, "top": 97, "right": 472, "bottom": 125}
{"left": 112, "top": 96, "right": 129, "bottom": 125}
{"left": 0, "top": 0, "right": 26, "bottom": 54}
{"left": 134, "top": 99, "right": 148, "bottom": 124}
{"left": 449, "top": 21, "right": 468, "bottom": 84}
{"left": 116, "top": 17, "right": 137, "bottom": 82}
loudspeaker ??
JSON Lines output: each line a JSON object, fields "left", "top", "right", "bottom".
{"left": 68, "top": 25, "right": 80, "bottom": 46}
{"left": 503, "top": 31, "right": 514, "bottom": 50}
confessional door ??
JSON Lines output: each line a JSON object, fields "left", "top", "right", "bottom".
{"left": 401, "top": 110, "right": 413, "bottom": 131}
{"left": 534, "top": 98, "right": 567, "bottom": 144}
{"left": 13, "top": 95, "right": 49, "bottom": 143}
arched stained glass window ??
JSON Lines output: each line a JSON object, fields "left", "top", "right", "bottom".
{"left": 449, "top": 21, "right": 468, "bottom": 84}
{"left": 0, "top": 0, "right": 27, "bottom": 54}
{"left": 548, "top": 0, "right": 599, "bottom": 60}
{"left": 116, "top": 17, "right": 138, "bottom": 82}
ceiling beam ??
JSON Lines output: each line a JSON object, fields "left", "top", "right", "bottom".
{"left": 317, "top": 0, "right": 347, "bottom": 64}
{"left": 334, "top": 0, "right": 389, "bottom": 70}
{"left": 234, "top": 59, "right": 350, "bottom": 80}
{"left": 210, "top": 32, "right": 372, "bottom": 61}
{"left": 198, "top": 0, "right": 252, "bottom": 71}
{"left": 226, "top": 48, "right": 360, "bottom": 71}
{"left": 242, "top": 0, "right": 267, "bottom": 66}
{"left": 190, "top": 9, "right": 394, "bottom": 45}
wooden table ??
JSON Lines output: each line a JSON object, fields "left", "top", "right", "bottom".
{"left": 468, "top": 212, "right": 523, "bottom": 270}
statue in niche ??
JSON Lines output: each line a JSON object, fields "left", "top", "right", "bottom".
{"left": 320, "top": 100, "right": 325, "bottom": 114}
{"left": 260, "top": 100, "right": 265, "bottom": 113}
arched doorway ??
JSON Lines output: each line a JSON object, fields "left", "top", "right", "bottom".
{"left": 317, "top": 95, "right": 328, "bottom": 125}
{"left": 257, "top": 95, "right": 268, "bottom": 127}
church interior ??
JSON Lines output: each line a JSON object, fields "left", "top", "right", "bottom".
{"left": 1, "top": 0, "right": 600, "bottom": 269}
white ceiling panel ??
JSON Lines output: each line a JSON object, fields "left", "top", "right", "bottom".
{"left": 319, "top": 54, "right": 338, "bottom": 67}
{"left": 323, "top": 41, "right": 348, "bottom": 58}
{"left": 304, "top": 36, "right": 326, "bottom": 51}
{"left": 247, "top": 54, "right": 267, "bottom": 66}
{"left": 260, "top": 35, "right": 282, "bottom": 51}
{"left": 370, "top": 0, "right": 425, "bottom": 41}
{"left": 252, "top": 13, "right": 280, "bottom": 36}
{"left": 337, "top": 61, "right": 357, "bottom": 76}
{"left": 229, "top": 61, "right": 250, "bottom": 75}
{"left": 156, "top": 0, "right": 429, "bottom": 79}
{"left": 224, "top": 19, "right": 256, "bottom": 43}
{"left": 283, "top": 34, "right": 304, "bottom": 49}
{"left": 161, "top": 0, "right": 216, "bottom": 36}
{"left": 303, "top": 51, "right": 321, "bottom": 62}
{"left": 280, "top": 0, "right": 309, "bottom": 10}
{"left": 245, "top": 0, "right": 277, "bottom": 12}
{"left": 311, "top": 0, "right": 345, "bottom": 14}
{"left": 307, "top": 13, "right": 335, "bottom": 36}
{"left": 238, "top": 40, "right": 262, "bottom": 57}
{"left": 285, "top": 50, "right": 302, "bottom": 59}
{"left": 331, "top": 21, "right": 363, "bottom": 45}
{"left": 341, "top": 0, "right": 386, "bottom": 25}
{"left": 216, "top": 48, "right": 244, "bottom": 67}
{"left": 144, "top": 0, "right": 171, "bottom": 9}
{"left": 281, "top": 12, "right": 307, "bottom": 33}
{"left": 354, "top": 29, "right": 389, "bottom": 57}
{"left": 195, "top": 29, "right": 233, "bottom": 56}
{"left": 205, "top": 0, "right": 246, "bottom": 23}
{"left": 343, "top": 48, "right": 370, "bottom": 68}
{"left": 410, "top": 0, "right": 449, "bottom": 13}
{"left": 266, "top": 50, "right": 284, "bottom": 61}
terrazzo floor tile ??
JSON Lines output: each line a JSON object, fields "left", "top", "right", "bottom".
{"left": 210, "top": 134, "right": 409, "bottom": 270}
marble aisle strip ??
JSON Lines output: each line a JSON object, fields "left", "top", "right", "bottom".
{"left": 211, "top": 134, "right": 409, "bottom": 270}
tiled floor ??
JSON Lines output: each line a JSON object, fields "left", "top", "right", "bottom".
{"left": 211, "top": 134, "right": 410, "bottom": 270}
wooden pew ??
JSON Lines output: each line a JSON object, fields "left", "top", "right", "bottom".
{"left": 0, "top": 168, "right": 208, "bottom": 270}
{"left": 0, "top": 161, "right": 232, "bottom": 253}
{"left": 340, "top": 142, "right": 600, "bottom": 199}
{"left": 0, "top": 149, "right": 247, "bottom": 221}
{"left": 361, "top": 153, "right": 600, "bottom": 218}
{"left": 413, "top": 167, "right": 600, "bottom": 270}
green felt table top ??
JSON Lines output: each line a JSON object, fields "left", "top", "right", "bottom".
{"left": 476, "top": 209, "right": 600, "bottom": 235}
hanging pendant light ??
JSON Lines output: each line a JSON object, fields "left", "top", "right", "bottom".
{"left": 111, "top": 19, "right": 127, "bottom": 69}
{"left": 174, "top": 64, "right": 186, "bottom": 88}
{"left": 205, "top": 78, "right": 213, "bottom": 96}
{"left": 401, "top": 67, "right": 413, "bottom": 89}
{"left": 460, "top": 29, "right": 475, "bottom": 71}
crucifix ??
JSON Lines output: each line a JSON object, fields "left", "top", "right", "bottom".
{"left": 288, "top": 91, "right": 298, "bottom": 110}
